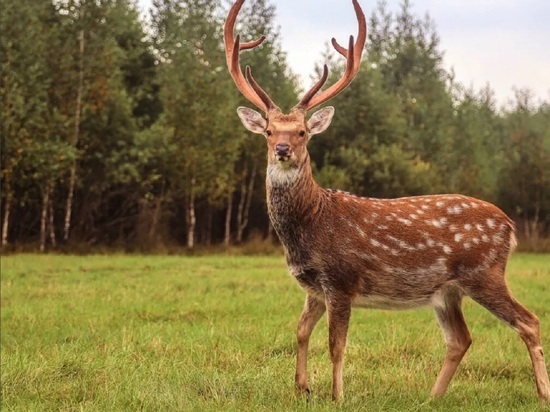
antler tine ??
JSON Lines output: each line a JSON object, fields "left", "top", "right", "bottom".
{"left": 295, "top": 0, "right": 367, "bottom": 112}
{"left": 240, "top": 36, "right": 266, "bottom": 50}
{"left": 294, "top": 65, "right": 329, "bottom": 110}
{"left": 245, "top": 66, "right": 280, "bottom": 111}
{"left": 224, "top": 0, "right": 277, "bottom": 113}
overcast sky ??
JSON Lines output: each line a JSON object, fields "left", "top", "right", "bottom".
{"left": 138, "top": 0, "right": 550, "bottom": 106}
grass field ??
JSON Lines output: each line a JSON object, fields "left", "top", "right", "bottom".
{"left": 1, "top": 253, "right": 549, "bottom": 411}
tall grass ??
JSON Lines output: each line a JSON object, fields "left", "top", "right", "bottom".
{"left": 1, "top": 254, "right": 549, "bottom": 411}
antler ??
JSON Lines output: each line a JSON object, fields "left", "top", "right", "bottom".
{"left": 295, "top": 0, "right": 367, "bottom": 112}
{"left": 224, "top": 0, "right": 279, "bottom": 113}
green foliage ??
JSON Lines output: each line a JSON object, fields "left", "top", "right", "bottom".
{"left": 498, "top": 90, "right": 550, "bottom": 238}
{"left": 2, "top": 254, "right": 549, "bottom": 410}
{"left": 1, "top": 0, "right": 550, "bottom": 249}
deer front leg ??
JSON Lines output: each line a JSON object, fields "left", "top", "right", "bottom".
{"left": 326, "top": 295, "right": 352, "bottom": 401}
{"left": 295, "top": 294, "right": 326, "bottom": 396}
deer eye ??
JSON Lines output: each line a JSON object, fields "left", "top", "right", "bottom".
{"left": 266, "top": 130, "right": 272, "bottom": 137}
{"left": 299, "top": 130, "right": 306, "bottom": 137}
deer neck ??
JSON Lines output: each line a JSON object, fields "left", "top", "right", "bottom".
{"left": 266, "top": 153, "right": 323, "bottom": 241}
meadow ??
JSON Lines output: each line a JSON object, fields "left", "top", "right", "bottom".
{"left": 1, "top": 253, "right": 549, "bottom": 411}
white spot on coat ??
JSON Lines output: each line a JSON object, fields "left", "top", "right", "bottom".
{"left": 447, "top": 205, "right": 462, "bottom": 214}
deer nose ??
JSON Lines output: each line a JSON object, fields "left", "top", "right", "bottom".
{"left": 275, "top": 143, "right": 290, "bottom": 156}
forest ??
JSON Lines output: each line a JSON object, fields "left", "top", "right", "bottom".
{"left": 1, "top": 0, "right": 549, "bottom": 252}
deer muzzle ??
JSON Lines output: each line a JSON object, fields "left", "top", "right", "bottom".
{"left": 274, "top": 143, "right": 292, "bottom": 162}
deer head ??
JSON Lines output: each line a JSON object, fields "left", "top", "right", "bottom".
{"left": 225, "top": 0, "right": 366, "bottom": 185}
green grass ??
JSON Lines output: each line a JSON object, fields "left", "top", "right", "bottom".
{"left": 1, "top": 253, "right": 549, "bottom": 411}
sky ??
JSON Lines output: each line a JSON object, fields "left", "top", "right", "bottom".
{"left": 138, "top": 0, "right": 550, "bottom": 106}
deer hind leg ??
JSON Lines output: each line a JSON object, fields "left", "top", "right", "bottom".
{"left": 431, "top": 287, "right": 472, "bottom": 397}
{"left": 295, "top": 294, "right": 326, "bottom": 396}
{"left": 464, "top": 265, "right": 550, "bottom": 403}
{"left": 326, "top": 296, "right": 352, "bottom": 401}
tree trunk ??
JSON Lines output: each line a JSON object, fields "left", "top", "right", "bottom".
{"left": 236, "top": 160, "right": 257, "bottom": 243}
{"left": 40, "top": 182, "right": 53, "bottom": 252}
{"left": 186, "top": 177, "right": 196, "bottom": 249}
{"left": 204, "top": 206, "right": 212, "bottom": 246}
{"left": 224, "top": 192, "right": 233, "bottom": 246}
{"left": 148, "top": 180, "right": 165, "bottom": 239}
{"left": 1, "top": 179, "right": 13, "bottom": 249}
{"left": 63, "top": 22, "right": 85, "bottom": 242}
{"left": 48, "top": 189, "right": 56, "bottom": 248}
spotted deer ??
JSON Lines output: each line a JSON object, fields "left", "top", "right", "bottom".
{"left": 224, "top": 0, "right": 550, "bottom": 402}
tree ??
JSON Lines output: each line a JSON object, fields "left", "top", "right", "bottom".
{"left": 49, "top": 0, "right": 153, "bottom": 245}
{"left": 444, "top": 85, "right": 503, "bottom": 200}
{"left": 310, "top": 0, "right": 447, "bottom": 199}
{"left": 1, "top": 0, "right": 75, "bottom": 250}
{"left": 150, "top": 0, "right": 238, "bottom": 247}
{"left": 499, "top": 89, "right": 550, "bottom": 240}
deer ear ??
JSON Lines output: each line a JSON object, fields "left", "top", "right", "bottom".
{"left": 307, "top": 106, "right": 335, "bottom": 137}
{"left": 237, "top": 107, "right": 267, "bottom": 134}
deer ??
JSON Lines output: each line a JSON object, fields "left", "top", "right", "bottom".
{"left": 224, "top": 0, "right": 550, "bottom": 403}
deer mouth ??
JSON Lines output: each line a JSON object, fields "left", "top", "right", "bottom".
{"left": 277, "top": 154, "right": 291, "bottom": 162}
{"left": 273, "top": 151, "right": 296, "bottom": 166}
